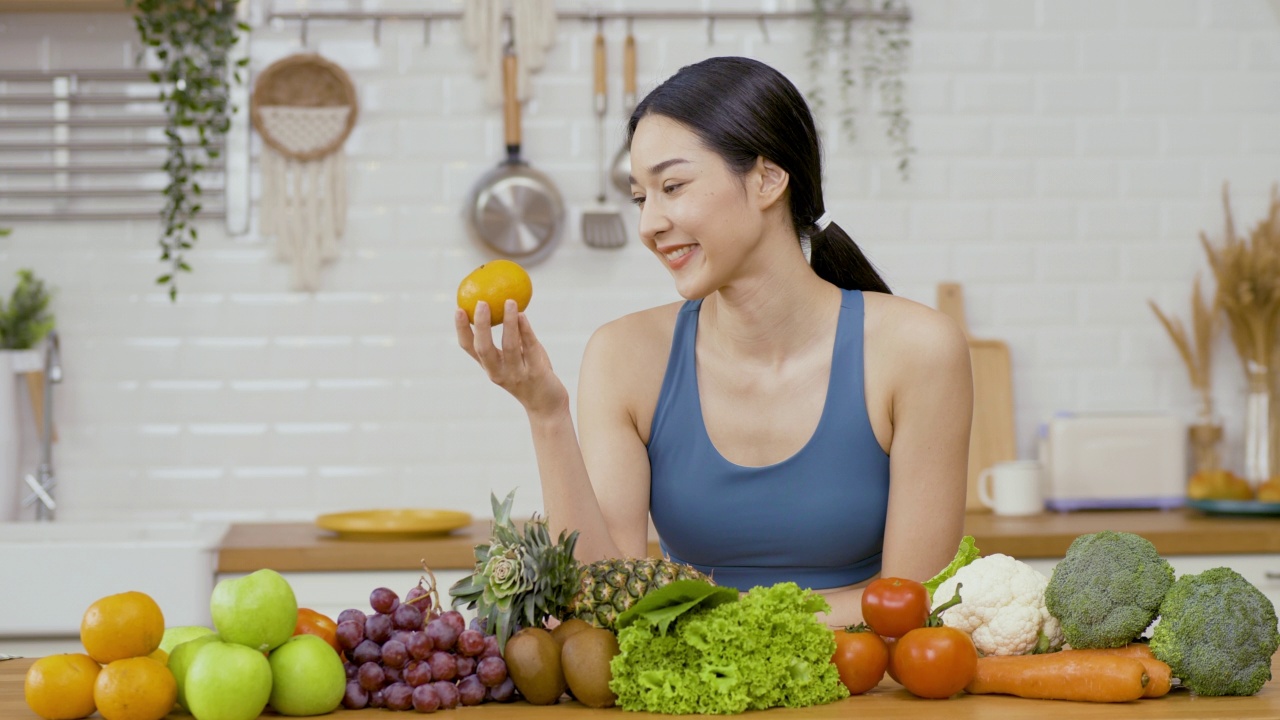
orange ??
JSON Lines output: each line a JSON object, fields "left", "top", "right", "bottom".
{"left": 94, "top": 657, "right": 177, "bottom": 720}
{"left": 457, "top": 259, "right": 533, "bottom": 324}
{"left": 80, "top": 591, "right": 165, "bottom": 664}
{"left": 24, "top": 653, "right": 101, "bottom": 720}
{"left": 146, "top": 647, "right": 169, "bottom": 666}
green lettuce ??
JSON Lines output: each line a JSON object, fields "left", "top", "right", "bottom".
{"left": 923, "top": 535, "right": 981, "bottom": 601}
{"left": 609, "top": 582, "right": 848, "bottom": 714}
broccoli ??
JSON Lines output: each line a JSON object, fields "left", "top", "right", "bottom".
{"left": 1149, "top": 567, "right": 1280, "bottom": 696}
{"left": 1043, "top": 530, "right": 1173, "bottom": 648}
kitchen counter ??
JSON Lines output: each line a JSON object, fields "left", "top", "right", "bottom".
{"left": 217, "top": 508, "right": 1280, "bottom": 573}
{"left": 5, "top": 655, "right": 1280, "bottom": 719}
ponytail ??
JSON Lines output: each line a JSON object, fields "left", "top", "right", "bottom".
{"left": 807, "top": 221, "right": 891, "bottom": 294}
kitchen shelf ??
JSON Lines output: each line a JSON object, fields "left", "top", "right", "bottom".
{"left": 0, "top": 0, "right": 129, "bottom": 11}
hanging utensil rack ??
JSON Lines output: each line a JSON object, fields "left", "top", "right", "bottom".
{"left": 265, "top": 4, "right": 910, "bottom": 47}
{"left": 0, "top": 69, "right": 227, "bottom": 222}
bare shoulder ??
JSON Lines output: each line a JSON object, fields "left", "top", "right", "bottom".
{"left": 862, "top": 291, "right": 969, "bottom": 373}
{"left": 585, "top": 301, "right": 682, "bottom": 360}
{"left": 581, "top": 302, "right": 683, "bottom": 399}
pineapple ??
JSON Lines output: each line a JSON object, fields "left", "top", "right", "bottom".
{"left": 449, "top": 491, "right": 712, "bottom": 648}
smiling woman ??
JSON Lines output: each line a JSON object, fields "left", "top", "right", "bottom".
{"left": 454, "top": 56, "right": 972, "bottom": 629}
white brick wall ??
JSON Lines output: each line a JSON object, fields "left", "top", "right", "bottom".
{"left": 0, "top": 0, "right": 1277, "bottom": 522}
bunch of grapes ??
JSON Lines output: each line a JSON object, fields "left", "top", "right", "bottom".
{"left": 336, "top": 579, "right": 513, "bottom": 713}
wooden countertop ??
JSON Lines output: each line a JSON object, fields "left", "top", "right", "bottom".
{"left": 5, "top": 655, "right": 1280, "bottom": 719}
{"left": 217, "top": 508, "right": 1280, "bottom": 574}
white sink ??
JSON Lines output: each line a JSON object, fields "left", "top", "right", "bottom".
{"left": 0, "top": 521, "right": 228, "bottom": 637}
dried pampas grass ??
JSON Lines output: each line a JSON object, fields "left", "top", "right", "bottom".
{"left": 1200, "top": 183, "right": 1280, "bottom": 378}
{"left": 1150, "top": 275, "right": 1218, "bottom": 417}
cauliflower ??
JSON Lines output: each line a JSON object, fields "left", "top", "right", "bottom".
{"left": 931, "top": 553, "right": 1064, "bottom": 656}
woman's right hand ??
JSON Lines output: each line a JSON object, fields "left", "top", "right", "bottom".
{"left": 455, "top": 299, "right": 569, "bottom": 417}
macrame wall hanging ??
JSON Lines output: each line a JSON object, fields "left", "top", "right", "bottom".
{"left": 251, "top": 54, "right": 358, "bottom": 292}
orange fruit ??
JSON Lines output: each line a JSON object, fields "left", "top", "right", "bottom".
{"left": 24, "top": 653, "right": 101, "bottom": 720}
{"left": 146, "top": 647, "right": 169, "bottom": 666}
{"left": 457, "top": 259, "right": 533, "bottom": 324}
{"left": 94, "top": 657, "right": 177, "bottom": 720}
{"left": 80, "top": 591, "right": 165, "bottom": 664}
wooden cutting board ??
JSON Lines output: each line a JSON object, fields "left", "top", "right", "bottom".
{"left": 936, "top": 282, "right": 1017, "bottom": 513}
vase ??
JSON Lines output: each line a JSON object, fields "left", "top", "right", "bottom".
{"left": 1243, "top": 362, "right": 1273, "bottom": 487}
{"left": 1188, "top": 417, "right": 1224, "bottom": 476}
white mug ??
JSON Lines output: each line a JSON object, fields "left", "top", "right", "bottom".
{"left": 978, "top": 460, "right": 1044, "bottom": 516}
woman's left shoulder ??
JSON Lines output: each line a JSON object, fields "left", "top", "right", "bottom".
{"left": 860, "top": 291, "right": 969, "bottom": 368}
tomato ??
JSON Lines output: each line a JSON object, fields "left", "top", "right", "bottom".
{"left": 884, "top": 636, "right": 901, "bottom": 684}
{"left": 831, "top": 625, "right": 889, "bottom": 695}
{"left": 293, "top": 607, "right": 340, "bottom": 652}
{"left": 893, "top": 626, "right": 977, "bottom": 699}
{"left": 861, "top": 577, "right": 930, "bottom": 638}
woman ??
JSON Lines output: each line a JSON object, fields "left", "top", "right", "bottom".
{"left": 455, "top": 56, "right": 972, "bottom": 627}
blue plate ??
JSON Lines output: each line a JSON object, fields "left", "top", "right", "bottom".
{"left": 1187, "top": 499, "right": 1280, "bottom": 516}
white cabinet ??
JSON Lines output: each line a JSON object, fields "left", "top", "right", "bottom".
{"left": 215, "top": 569, "right": 473, "bottom": 623}
{"left": 1023, "top": 554, "right": 1280, "bottom": 610}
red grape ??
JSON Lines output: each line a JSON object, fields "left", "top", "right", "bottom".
{"left": 455, "top": 656, "right": 475, "bottom": 678}
{"left": 357, "top": 661, "right": 385, "bottom": 693}
{"left": 404, "top": 659, "right": 433, "bottom": 687}
{"left": 476, "top": 656, "right": 507, "bottom": 688}
{"left": 411, "top": 684, "right": 440, "bottom": 713}
{"left": 426, "top": 651, "right": 457, "bottom": 682}
{"left": 441, "top": 610, "right": 466, "bottom": 636}
{"left": 368, "top": 689, "right": 386, "bottom": 709}
{"left": 432, "top": 681, "right": 460, "bottom": 710}
{"left": 381, "top": 640, "right": 408, "bottom": 669}
{"left": 406, "top": 630, "right": 433, "bottom": 660}
{"left": 393, "top": 602, "right": 424, "bottom": 631}
{"left": 457, "top": 675, "right": 486, "bottom": 706}
{"left": 342, "top": 680, "right": 368, "bottom": 709}
{"left": 336, "top": 621, "right": 364, "bottom": 651}
{"left": 370, "top": 587, "right": 399, "bottom": 615}
{"left": 384, "top": 682, "right": 414, "bottom": 711}
{"left": 425, "top": 618, "right": 458, "bottom": 651}
{"left": 366, "top": 613, "right": 393, "bottom": 643}
{"left": 480, "top": 635, "right": 501, "bottom": 659}
{"left": 351, "top": 639, "right": 382, "bottom": 666}
{"left": 456, "top": 629, "right": 485, "bottom": 657}
{"left": 487, "top": 677, "right": 515, "bottom": 703}
{"left": 337, "top": 608, "right": 367, "bottom": 629}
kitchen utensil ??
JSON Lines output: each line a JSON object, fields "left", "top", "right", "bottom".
{"left": 936, "top": 282, "right": 1016, "bottom": 513}
{"left": 609, "top": 20, "right": 637, "bottom": 197}
{"left": 315, "top": 508, "right": 473, "bottom": 539}
{"left": 466, "top": 46, "right": 564, "bottom": 263}
{"left": 582, "top": 21, "right": 627, "bottom": 250}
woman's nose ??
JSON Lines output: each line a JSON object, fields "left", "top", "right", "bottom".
{"left": 637, "top": 200, "right": 670, "bottom": 243}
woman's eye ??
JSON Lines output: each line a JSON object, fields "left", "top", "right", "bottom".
{"left": 630, "top": 196, "right": 645, "bottom": 207}
{"left": 663, "top": 183, "right": 682, "bottom": 194}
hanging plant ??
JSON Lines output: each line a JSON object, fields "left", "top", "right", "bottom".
{"left": 129, "top": 0, "right": 249, "bottom": 300}
{"left": 807, "top": 0, "right": 914, "bottom": 180}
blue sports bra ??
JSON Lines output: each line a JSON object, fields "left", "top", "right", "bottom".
{"left": 647, "top": 289, "right": 890, "bottom": 591}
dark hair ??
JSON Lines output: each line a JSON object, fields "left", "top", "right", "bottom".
{"left": 627, "top": 56, "right": 890, "bottom": 294}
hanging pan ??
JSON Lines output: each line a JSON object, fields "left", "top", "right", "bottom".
{"left": 465, "top": 45, "right": 564, "bottom": 264}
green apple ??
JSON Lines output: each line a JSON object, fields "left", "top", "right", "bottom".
{"left": 211, "top": 568, "right": 298, "bottom": 652}
{"left": 185, "top": 641, "right": 273, "bottom": 720}
{"left": 169, "top": 633, "right": 220, "bottom": 710}
{"left": 268, "top": 634, "right": 346, "bottom": 716}
{"left": 160, "top": 625, "right": 216, "bottom": 655}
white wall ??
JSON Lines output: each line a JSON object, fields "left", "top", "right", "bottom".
{"left": 1, "top": 0, "right": 1278, "bottom": 523}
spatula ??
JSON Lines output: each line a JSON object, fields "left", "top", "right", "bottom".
{"left": 582, "top": 20, "right": 627, "bottom": 249}
{"left": 937, "top": 282, "right": 1017, "bottom": 513}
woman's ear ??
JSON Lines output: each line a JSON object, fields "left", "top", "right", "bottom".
{"left": 753, "top": 157, "right": 790, "bottom": 210}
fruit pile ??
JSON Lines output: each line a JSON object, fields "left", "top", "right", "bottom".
{"left": 336, "top": 579, "right": 513, "bottom": 712}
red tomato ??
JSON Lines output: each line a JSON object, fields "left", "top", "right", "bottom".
{"left": 294, "top": 607, "right": 340, "bottom": 653}
{"left": 893, "top": 626, "right": 977, "bottom": 700}
{"left": 884, "top": 636, "right": 901, "bottom": 684}
{"left": 861, "top": 577, "right": 930, "bottom": 639}
{"left": 831, "top": 626, "right": 889, "bottom": 695}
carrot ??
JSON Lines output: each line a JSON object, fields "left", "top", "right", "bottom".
{"left": 965, "top": 653, "right": 1148, "bottom": 703}
{"left": 1067, "top": 646, "right": 1172, "bottom": 698}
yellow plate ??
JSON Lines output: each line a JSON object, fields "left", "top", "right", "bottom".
{"left": 316, "top": 509, "right": 473, "bottom": 539}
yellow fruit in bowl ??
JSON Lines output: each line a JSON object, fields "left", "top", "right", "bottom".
{"left": 24, "top": 653, "right": 100, "bottom": 720}
{"left": 1256, "top": 477, "right": 1280, "bottom": 502}
{"left": 457, "top": 259, "right": 533, "bottom": 325}
{"left": 1187, "top": 469, "right": 1254, "bottom": 501}
{"left": 80, "top": 591, "right": 165, "bottom": 664}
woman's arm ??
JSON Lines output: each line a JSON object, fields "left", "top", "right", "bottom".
{"left": 455, "top": 300, "right": 652, "bottom": 561}
{"left": 879, "top": 304, "right": 974, "bottom": 584}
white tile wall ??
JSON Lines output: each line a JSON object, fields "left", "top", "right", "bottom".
{"left": 0, "top": 0, "right": 1277, "bottom": 522}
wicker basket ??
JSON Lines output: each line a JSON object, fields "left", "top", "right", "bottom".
{"left": 251, "top": 53, "right": 358, "bottom": 162}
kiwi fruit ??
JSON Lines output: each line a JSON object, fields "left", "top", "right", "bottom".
{"left": 561, "top": 626, "right": 621, "bottom": 709}
{"left": 503, "top": 627, "right": 567, "bottom": 705}
{"left": 550, "top": 618, "right": 594, "bottom": 650}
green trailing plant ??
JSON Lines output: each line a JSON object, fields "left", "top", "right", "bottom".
{"left": 808, "top": 0, "right": 914, "bottom": 179}
{"left": 0, "top": 269, "right": 55, "bottom": 351}
{"left": 129, "top": 0, "right": 249, "bottom": 300}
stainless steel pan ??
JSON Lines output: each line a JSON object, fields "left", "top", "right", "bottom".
{"left": 466, "top": 48, "right": 564, "bottom": 263}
